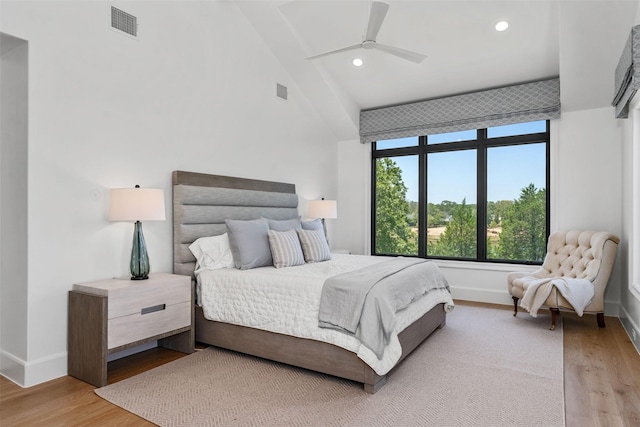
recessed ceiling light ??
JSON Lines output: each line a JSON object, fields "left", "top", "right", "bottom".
{"left": 352, "top": 58, "right": 363, "bottom": 67}
{"left": 495, "top": 21, "right": 509, "bottom": 32}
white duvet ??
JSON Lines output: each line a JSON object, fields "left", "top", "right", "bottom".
{"left": 197, "top": 254, "right": 454, "bottom": 375}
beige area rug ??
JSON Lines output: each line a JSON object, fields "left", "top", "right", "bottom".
{"left": 96, "top": 305, "right": 564, "bottom": 426}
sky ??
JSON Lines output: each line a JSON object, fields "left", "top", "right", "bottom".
{"left": 378, "top": 122, "right": 547, "bottom": 204}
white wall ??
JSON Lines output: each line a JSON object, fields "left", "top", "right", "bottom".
{"left": 336, "top": 110, "right": 624, "bottom": 310}
{"left": 334, "top": 139, "right": 369, "bottom": 255}
{"left": 0, "top": 33, "right": 29, "bottom": 384}
{"left": 0, "top": 0, "right": 340, "bottom": 387}
{"left": 555, "top": 107, "right": 623, "bottom": 311}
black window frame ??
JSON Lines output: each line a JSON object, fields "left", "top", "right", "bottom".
{"left": 371, "top": 120, "right": 550, "bottom": 265}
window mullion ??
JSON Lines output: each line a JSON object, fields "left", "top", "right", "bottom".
{"left": 477, "top": 129, "right": 487, "bottom": 260}
{"left": 418, "top": 136, "right": 427, "bottom": 257}
{"left": 370, "top": 144, "right": 377, "bottom": 254}
{"left": 545, "top": 121, "right": 551, "bottom": 249}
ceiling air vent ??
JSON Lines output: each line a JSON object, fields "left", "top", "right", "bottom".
{"left": 111, "top": 6, "right": 137, "bottom": 37}
{"left": 277, "top": 83, "right": 288, "bottom": 100}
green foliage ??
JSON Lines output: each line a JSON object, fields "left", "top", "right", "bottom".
{"left": 426, "top": 185, "right": 545, "bottom": 262}
{"left": 427, "top": 202, "right": 448, "bottom": 227}
{"left": 407, "top": 201, "right": 419, "bottom": 227}
{"left": 496, "top": 183, "right": 547, "bottom": 261}
{"left": 487, "top": 200, "right": 512, "bottom": 228}
{"left": 374, "top": 159, "right": 546, "bottom": 262}
{"left": 429, "top": 199, "right": 476, "bottom": 257}
{"left": 374, "top": 158, "right": 418, "bottom": 255}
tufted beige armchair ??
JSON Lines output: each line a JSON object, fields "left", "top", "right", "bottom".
{"left": 507, "top": 230, "right": 619, "bottom": 330}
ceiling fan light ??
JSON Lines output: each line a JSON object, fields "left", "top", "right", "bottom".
{"left": 352, "top": 58, "right": 364, "bottom": 67}
{"left": 495, "top": 21, "right": 509, "bottom": 32}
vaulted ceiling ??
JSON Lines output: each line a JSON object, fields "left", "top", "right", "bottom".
{"left": 236, "top": 0, "right": 638, "bottom": 140}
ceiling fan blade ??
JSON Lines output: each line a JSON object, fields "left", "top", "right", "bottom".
{"left": 365, "top": 1, "right": 390, "bottom": 41}
{"left": 375, "top": 43, "right": 426, "bottom": 64}
{"left": 306, "top": 43, "right": 362, "bottom": 60}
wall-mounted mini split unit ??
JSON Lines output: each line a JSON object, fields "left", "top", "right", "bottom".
{"left": 111, "top": 6, "right": 138, "bottom": 38}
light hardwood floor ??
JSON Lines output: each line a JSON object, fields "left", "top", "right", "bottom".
{"left": 1, "top": 302, "right": 639, "bottom": 426}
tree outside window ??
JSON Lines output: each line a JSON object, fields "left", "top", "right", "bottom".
{"left": 374, "top": 157, "right": 418, "bottom": 255}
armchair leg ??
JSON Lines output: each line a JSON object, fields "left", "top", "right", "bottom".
{"left": 550, "top": 308, "right": 559, "bottom": 331}
{"left": 512, "top": 296, "right": 519, "bottom": 317}
{"left": 597, "top": 312, "right": 606, "bottom": 328}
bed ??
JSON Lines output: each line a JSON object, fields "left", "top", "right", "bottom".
{"left": 172, "top": 170, "right": 453, "bottom": 393}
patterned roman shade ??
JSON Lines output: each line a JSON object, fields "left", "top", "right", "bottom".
{"left": 359, "top": 78, "right": 560, "bottom": 144}
{"left": 613, "top": 25, "right": 640, "bottom": 119}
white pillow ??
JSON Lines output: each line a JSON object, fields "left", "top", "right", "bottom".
{"left": 296, "top": 228, "right": 332, "bottom": 263}
{"left": 189, "top": 233, "right": 235, "bottom": 272}
{"left": 268, "top": 229, "right": 305, "bottom": 268}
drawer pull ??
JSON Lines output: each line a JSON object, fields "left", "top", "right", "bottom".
{"left": 141, "top": 304, "right": 166, "bottom": 315}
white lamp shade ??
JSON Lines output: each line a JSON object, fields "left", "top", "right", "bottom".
{"left": 308, "top": 199, "right": 337, "bottom": 219}
{"left": 109, "top": 187, "right": 166, "bottom": 221}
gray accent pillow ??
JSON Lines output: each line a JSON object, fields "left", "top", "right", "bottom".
{"left": 225, "top": 218, "right": 272, "bottom": 270}
{"left": 301, "top": 218, "right": 323, "bottom": 230}
{"left": 296, "top": 228, "right": 332, "bottom": 263}
{"left": 268, "top": 229, "right": 305, "bottom": 268}
{"left": 267, "top": 217, "right": 301, "bottom": 231}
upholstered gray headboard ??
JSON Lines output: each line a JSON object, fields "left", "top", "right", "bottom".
{"left": 172, "top": 170, "right": 298, "bottom": 277}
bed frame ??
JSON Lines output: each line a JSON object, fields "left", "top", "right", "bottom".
{"left": 172, "top": 170, "right": 446, "bottom": 393}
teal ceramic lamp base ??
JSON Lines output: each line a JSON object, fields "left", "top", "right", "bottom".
{"left": 130, "top": 221, "right": 150, "bottom": 280}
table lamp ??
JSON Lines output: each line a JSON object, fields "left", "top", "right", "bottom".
{"left": 109, "top": 185, "right": 165, "bottom": 280}
{"left": 308, "top": 198, "right": 337, "bottom": 243}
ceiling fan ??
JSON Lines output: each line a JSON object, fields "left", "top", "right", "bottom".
{"left": 306, "top": 1, "right": 426, "bottom": 64}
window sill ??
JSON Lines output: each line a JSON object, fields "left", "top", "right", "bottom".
{"left": 432, "top": 259, "right": 540, "bottom": 273}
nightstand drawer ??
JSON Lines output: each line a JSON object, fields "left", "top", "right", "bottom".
{"left": 108, "top": 300, "right": 191, "bottom": 349}
{"left": 107, "top": 277, "right": 190, "bottom": 319}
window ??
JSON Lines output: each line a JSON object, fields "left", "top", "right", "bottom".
{"left": 372, "top": 120, "right": 550, "bottom": 264}
{"left": 427, "top": 150, "right": 477, "bottom": 258}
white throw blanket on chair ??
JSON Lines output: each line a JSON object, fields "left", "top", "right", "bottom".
{"left": 520, "top": 277, "right": 594, "bottom": 317}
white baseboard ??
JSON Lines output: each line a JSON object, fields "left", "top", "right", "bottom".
{"left": 449, "top": 285, "right": 513, "bottom": 306}
{"left": 619, "top": 305, "right": 640, "bottom": 355}
{"left": 24, "top": 351, "right": 67, "bottom": 387}
{"left": 1, "top": 341, "right": 159, "bottom": 388}
{"left": 1, "top": 349, "right": 67, "bottom": 388}
{"left": 0, "top": 349, "right": 25, "bottom": 386}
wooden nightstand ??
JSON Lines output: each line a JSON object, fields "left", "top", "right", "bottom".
{"left": 68, "top": 273, "right": 194, "bottom": 387}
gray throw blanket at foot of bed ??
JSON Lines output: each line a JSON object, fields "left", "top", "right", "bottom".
{"left": 318, "top": 258, "right": 450, "bottom": 359}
